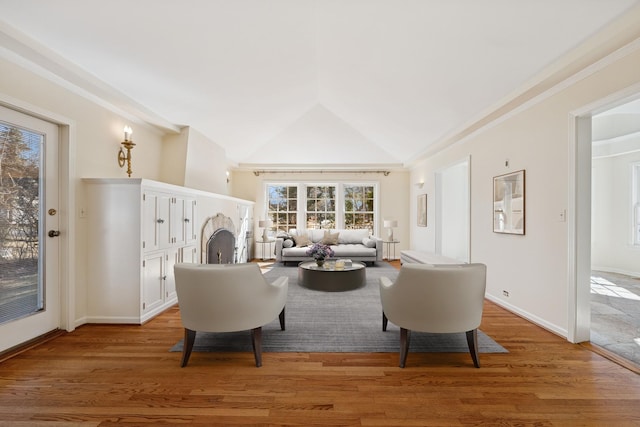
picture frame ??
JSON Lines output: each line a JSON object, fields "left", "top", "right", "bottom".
{"left": 493, "top": 169, "right": 525, "bottom": 235}
{"left": 417, "top": 194, "right": 427, "bottom": 227}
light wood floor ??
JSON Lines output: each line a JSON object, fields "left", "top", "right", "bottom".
{"left": 1, "top": 261, "right": 640, "bottom": 426}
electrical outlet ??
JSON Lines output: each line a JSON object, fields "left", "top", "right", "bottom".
{"left": 503, "top": 290, "right": 509, "bottom": 297}
{"left": 558, "top": 209, "right": 566, "bottom": 222}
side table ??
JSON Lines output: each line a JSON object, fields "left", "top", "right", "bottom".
{"left": 256, "top": 239, "right": 276, "bottom": 260}
{"left": 383, "top": 240, "right": 400, "bottom": 260}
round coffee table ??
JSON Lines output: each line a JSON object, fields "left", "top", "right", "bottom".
{"left": 297, "top": 260, "right": 366, "bottom": 292}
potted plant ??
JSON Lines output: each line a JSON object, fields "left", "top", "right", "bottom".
{"left": 306, "top": 243, "right": 335, "bottom": 267}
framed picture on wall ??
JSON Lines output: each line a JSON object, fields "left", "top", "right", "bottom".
{"left": 417, "top": 194, "right": 427, "bottom": 227}
{"left": 493, "top": 169, "right": 525, "bottom": 235}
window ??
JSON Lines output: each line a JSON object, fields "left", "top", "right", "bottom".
{"left": 306, "top": 185, "right": 335, "bottom": 229}
{"left": 266, "top": 185, "right": 297, "bottom": 233}
{"left": 265, "top": 182, "right": 377, "bottom": 233}
{"left": 344, "top": 185, "right": 375, "bottom": 231}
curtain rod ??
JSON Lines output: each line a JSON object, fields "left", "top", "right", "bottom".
{"left": 253, "top": 170, "right": 391, "bottom": 176}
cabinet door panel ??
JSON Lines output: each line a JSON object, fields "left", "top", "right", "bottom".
{"left": 142, "top": 193, "right": 159, "bottom": 251}
{"left": 165, "top": 249, "right": 179, "bottom": 302}
{"left": 171, "top": 197, "right": 187, "bottom": 246}
{"left": 158, "top": 194, "right": 171, "bottom": 248}
{"left": 185, "top": 199, "right": 197, "bottom": 244}
{"left": 182, "top": 245, "right": 198, "bottom": 264}
{"left": 142, "top": 252, "right": 165, "bottom": 313}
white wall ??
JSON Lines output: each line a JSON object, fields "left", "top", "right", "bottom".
{"left": 183, "top": 127, "right": 229, "bottom": 195}
{"left": 592, "top": 151, "right": 640, "bottom": 276}
{"left": 410, "top": 42, "right": 640, "bottom": 337}
{"left": 160, "top": 126, "right": 229, "bottom": 196}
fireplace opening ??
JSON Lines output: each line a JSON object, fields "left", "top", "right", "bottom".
{"left": 207, "top": 228, "right": 235, "bottom": 264}
{"left": 201, "top": 213, "right": 238, "bottom": 264}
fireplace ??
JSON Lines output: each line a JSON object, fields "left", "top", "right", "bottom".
{"left": 201, "top": 213, "right": 236, "bottom": 264}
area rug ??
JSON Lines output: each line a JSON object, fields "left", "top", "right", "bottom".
{"left": 170, "top": 262, "right": 508, "bottom": 354}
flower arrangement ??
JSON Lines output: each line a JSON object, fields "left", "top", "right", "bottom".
{"left": 306, "top": 242, "right": 335, "bottom": 261}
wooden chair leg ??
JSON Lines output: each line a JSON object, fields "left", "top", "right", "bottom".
{"left": 382, "top": 311, "right": 388, "bottom": 331}
{"left": 180, "top": 328, "right": 196, "bottom": 367}
{"left": 251, "top": 327, "right": 263, "bottom": 367}
{"left": 279, "top": 307, "right": 286, "bottom": 330}
{"left": 466, "top": 329, "right": 480, "bottom": 368}
{"left": 399, "top": 328, "right": 410, "bottom": 368}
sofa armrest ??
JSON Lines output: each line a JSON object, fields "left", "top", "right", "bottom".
{"left": 274, "top": 238, "right": 284, "bottom": 262}
{"left": 372, "top": 236, "right": 383, "bottom": 261}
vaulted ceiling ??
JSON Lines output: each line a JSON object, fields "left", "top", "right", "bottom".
{"left": 1, "top": 0, "right": 639, "bottom": 169}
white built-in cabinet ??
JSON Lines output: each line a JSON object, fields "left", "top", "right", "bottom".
{"left": 84, "top": 179, "right": 198, "bottom": 324}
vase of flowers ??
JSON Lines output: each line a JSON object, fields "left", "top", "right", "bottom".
{"left": 306, "top": 242, "right": 335, "bottom": 267}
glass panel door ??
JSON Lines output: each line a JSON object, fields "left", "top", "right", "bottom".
{"left": 0, "top": 105, "right": 59, "bottom": 352}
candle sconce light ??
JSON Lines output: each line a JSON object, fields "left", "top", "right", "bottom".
{"left": 118, "top": 126, "right": 136, "bottom": 177}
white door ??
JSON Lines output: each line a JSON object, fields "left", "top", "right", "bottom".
{"left": 0, "top": 105, "right": 60, "bottom": 352}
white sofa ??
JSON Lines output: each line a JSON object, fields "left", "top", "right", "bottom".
{"left": 275, "top": 229, "right": 383, "bottom": 265}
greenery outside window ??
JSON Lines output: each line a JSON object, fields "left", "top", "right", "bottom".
{"left": 344, "top": 185, "right": 374, "bottom": 231}
{"left": 306, "top": 185, "right": 336, "bottom": 229}
{"left": 265, "top": 182, "right": 377, "bottom": 234}
{"left": 266, "top": 184, "right": 297, "bottom": 234}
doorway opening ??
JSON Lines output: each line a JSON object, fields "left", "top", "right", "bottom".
{"left": 590, "top": 98, "right": 640, "bottom": 366}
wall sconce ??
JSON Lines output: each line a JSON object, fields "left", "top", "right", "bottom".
{"left": 118, "top": 126, "right": 136, "bottom": 177}
{"left": 383, "top": 219, "right": 398, "bottom": 241}
{"left": 415, "top": 181, "right": 424, "bottom": 189}
{"left": 226, "top": 170, "right": 230, "bottom": 183}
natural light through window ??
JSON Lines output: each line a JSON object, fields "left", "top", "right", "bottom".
{"left": 590, "top": 276, "right": 640, "bottom": 300}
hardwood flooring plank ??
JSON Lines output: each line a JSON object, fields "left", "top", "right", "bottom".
{"left": 2, "top": 265, "right": 640, "bottom": 425}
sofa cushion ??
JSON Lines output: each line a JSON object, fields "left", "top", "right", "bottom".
{"left": 362, "top": 237, "right": 376, "bottom": 248}
{"left": 309, "top": 229, "right": 325, "bottom": 243}
{"left": 338, "top": 229, "right": 369, "bottom": 244}
{"left": 292, "top": 234, "right": 311, "bottom": 247}
{"left": 321, "top": 231, "right": 340, "bottom": 245}
{"left": 333, "top": 244, "right": 376, "bottom": 257}
{"left": 283, "top": 238, "right": 294, "bottom": 248}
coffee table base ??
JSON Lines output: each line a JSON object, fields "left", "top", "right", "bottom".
{"left": 297, "top": 261, "right": 366, "bottom": 292}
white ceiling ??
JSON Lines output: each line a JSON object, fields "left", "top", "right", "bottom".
{"left": 1, "top": 0, "right": 639, "bottom": 169}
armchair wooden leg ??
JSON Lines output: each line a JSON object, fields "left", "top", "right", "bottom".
{"left": 279, "top": 307, "right": 286, "bottom": 331}
{"left": 399, "top": 328, "right": 410, "bottom": 368}
{"left": 382, "top": 311, "right": 388, "bottom": 331}
{"left": 181, "top": 328, "right": 196, "bottom": 367}
{"left": 466, "top": 329, "right": 480, "bottom": 368}
{"left": 251, "top": 327, "right": 263, "bottom": 367}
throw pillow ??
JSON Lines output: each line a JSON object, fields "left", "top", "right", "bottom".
{"left": 292, "top": 234, "right": 311, "bottom": 247}
{"left": 321, "top": 231, "right": 340, "bottom": 245}
{"left": 362, "top": 237, "right": 376, "bottom": 248}
{"left": 283, "top": 239, "right": 294, "bottom": 248}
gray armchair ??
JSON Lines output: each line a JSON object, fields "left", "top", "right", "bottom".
{"left": 379, "top": 263, "right": 487, "bottom": 368}
{"left": 174, "top": 263, "right": 288, "bottom": 367}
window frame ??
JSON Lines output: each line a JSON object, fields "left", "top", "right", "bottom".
{"left": 263, "top": 181, "right": 379, "bottom": 234}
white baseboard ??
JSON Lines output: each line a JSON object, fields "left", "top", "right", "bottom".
{"left": 83, "top": 316, "right": 141, "bottom": 324}
{"left": 485, "top": 293, "right": 568, "bottom": 339}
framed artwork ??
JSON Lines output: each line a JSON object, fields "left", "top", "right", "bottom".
{"left": 493, "top": 169, "right": 525, "bottom": 235}
{"left": 417, "top": 194, "right": 427, "bottom": 227}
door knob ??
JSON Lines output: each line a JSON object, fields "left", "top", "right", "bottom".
{"left": 48, "top": 230, "right": 60, "bottom": 238}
